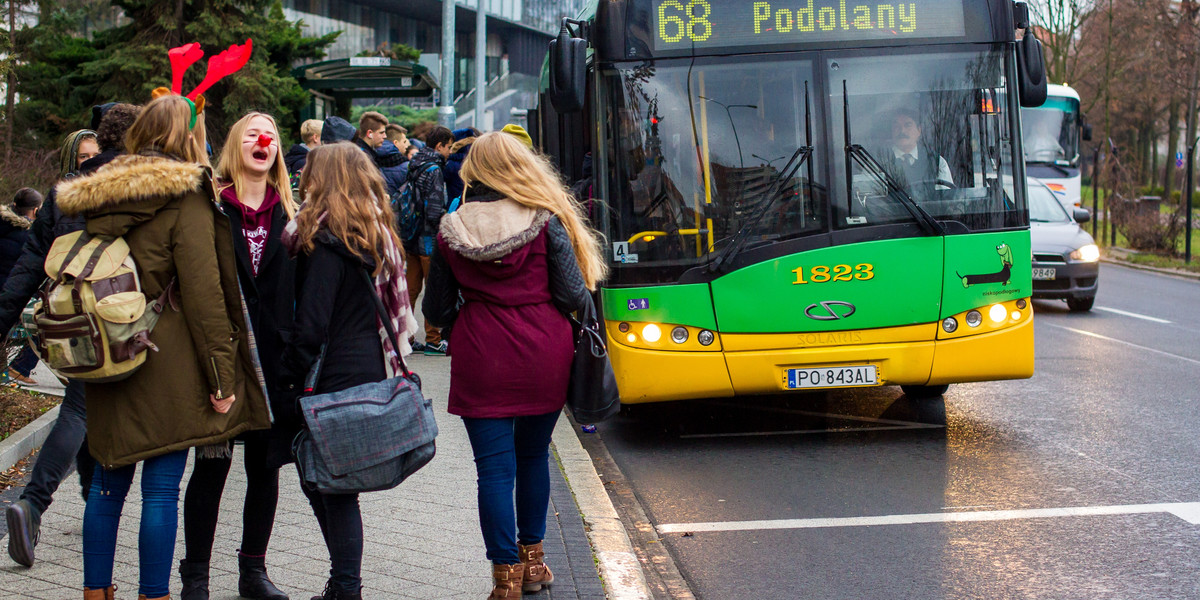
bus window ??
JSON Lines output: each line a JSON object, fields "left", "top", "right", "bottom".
{"left": 831, "top": 48, "right": 1025, "bottom": 232}
{"left": 602, "top": 56, "right": 826, "bottom": 281}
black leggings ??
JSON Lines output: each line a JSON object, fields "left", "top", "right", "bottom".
{"left": 182, "top": 436, "right": 280, "bottom": 561}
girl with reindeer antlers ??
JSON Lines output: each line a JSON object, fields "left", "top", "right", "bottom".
{"left": 54, "top": 40, "right": 268, "bottom": 600}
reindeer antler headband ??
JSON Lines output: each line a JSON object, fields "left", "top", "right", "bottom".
{"left": 152, "top": 39, "right": 254, "bottom": 129}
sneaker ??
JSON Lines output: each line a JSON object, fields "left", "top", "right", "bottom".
{"left": 423, "top": 340, "right": 448, "bottom": 356}
{"left": 409, "top": 339, "right": 426, "bottom": 353}
{"left": 6, "top": 368, "right": 36, "bottom": 386}
{"left": 6, "top": 498, "right": 40, "bottom": 567}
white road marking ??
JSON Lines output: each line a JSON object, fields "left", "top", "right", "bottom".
{"left": 656, "top": 502, "right": 1200, "bottom": 534}
{"left": 1094, "top": 306, "right": 1172, "bottom": 323}
{"left": 1044, "top": 324, "right": 1200, "bottom": 366}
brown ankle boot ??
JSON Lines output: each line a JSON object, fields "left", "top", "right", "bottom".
{"left": 518, "top": 542, "right": 554, "bottom": 593}
{"left": 83, "top": 586, "right": 115, "bottom": 600}
{"left": 489, "top": 563, "right": 524, "bottom": 599}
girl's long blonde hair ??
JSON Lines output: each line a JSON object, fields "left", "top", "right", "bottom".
{"left": 461, "top": 132, "right": 607, "bottom": 289}
{"left": 215, "top": 112, "right": 297, "bottom": 219}
{"left": 125, "top": 95, "right": 209, "bottom": 166}
{"left": 292, "top": 142, "right": 401, "bottom": 276}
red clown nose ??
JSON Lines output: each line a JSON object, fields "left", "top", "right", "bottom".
{"left": 256, "top": 134, "right": 273, "bottom": 148}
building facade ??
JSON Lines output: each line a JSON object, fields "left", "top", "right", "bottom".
{"left": 282, "top": 0, "right": 586, "bottom": 109}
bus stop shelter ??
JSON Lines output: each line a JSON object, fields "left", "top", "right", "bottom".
{"left": 292, "top": 57, "right": 438, "bottom": 121}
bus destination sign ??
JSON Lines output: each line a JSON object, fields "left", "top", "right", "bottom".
{"left": 652, "top": 0, "right": 967, "bottom": 51}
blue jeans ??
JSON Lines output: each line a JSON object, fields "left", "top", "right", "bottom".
{"left": 462, "top": 410, "right": 560, "bottom": 565}
{"left": 82, "top": 449, "right": 188, "bottom": 596}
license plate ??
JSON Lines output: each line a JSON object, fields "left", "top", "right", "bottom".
{"left": 1032, "top": 267, "right": 1057, "bottom": 280}
{"left": 785, "top": 365, "right": 878, "bottom": 389}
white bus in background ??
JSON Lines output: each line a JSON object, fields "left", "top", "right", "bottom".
{"left": 1021, "top": 84, "right": 1092, "bottom": 211}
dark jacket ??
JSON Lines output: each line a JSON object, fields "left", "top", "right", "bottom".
{"left": 0, "top": 151, "right": 119, "bottom": 335}
{"left": 444, "top": 144, "right": 470, "bottom": 203}
{"left": 280, "top": 233, "right": 388, "bottom": 439}
{"left": 284, "top": 143, "right": 309, "bottom": 176}
{"left": 423, "top": 188, "right": 589, "bottom": 418}
{"left": 56, "top": 153, "right": 271, "bottom": 468}
{"left": 376, "top": 140, "right": 407, "bottom": 197}
{"left": 0, "top": 207, "right": 31, "bottom": 288}
{"left": 406, "top": 147, "right": 448, "bottom": 254}
{"left": 220, "top": 191, "right": 298, "bottom": 465}
{"left": 354, "top": 136, "right": 406, "bottom": 169}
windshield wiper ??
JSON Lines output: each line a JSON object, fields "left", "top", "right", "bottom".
{"left": 841, "top": 81, "right": 944, "bottom": 237}
{"left": 710, "top": 81, "right": 815, "bottom": 273}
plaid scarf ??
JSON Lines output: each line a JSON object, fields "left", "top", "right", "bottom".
{"left": 283, "top": 210, "right": 419, "bottom": 377}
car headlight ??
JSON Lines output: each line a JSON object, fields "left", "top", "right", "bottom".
{"left": 1070, "top": 244, "right": 1100, "bottom": 262}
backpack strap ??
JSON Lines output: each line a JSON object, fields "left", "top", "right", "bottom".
{"left": 67, "top": 238, "right": 116, "bottom": 315}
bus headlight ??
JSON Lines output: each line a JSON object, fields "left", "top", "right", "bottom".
{"left": 642, "top": 323, "right": 662, "bottom": 343}
{"left": 1070, "top": 244, "right": 1100, "bottom": 262}
{"left": 670, "top": 327, "right": 689, "bottom": 344}
{"left": 942, "top": 317, "right": 958, "bottom": 333}
{"left": 965, "top": 310, "right": 982, "bottom": 327}
{"left": 697, "top": 330, "right": 715, "bottom": 346}
{"left": 989, "top": 304, "right": 1008, "bottom": 323}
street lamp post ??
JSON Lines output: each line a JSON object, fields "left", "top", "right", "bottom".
{"left": 1186, "top": 137, "right": 1199, "bottom": 263}
{"left": 438, "top": 0, "right": 457, "bottom": 128}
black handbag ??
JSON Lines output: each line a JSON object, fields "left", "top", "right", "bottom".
{"left": 292, "top": 269, "right": 437, "bottom": 494}
{"left": 566, "top": 294, "right": 621, "bottom": 424}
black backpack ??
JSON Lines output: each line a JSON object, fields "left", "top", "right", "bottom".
{"left": 393, "top": 163, "right": 439, "bottom": 244}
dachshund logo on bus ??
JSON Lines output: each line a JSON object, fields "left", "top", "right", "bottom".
{"left": 957, "top": 243, "right": 1013, "bottom": 288}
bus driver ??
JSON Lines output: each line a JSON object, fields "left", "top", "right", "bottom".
{"left": 888, "top": 108, "right": 953, "bottom": 191}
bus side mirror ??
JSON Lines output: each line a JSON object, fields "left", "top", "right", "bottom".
{"left": 1082, "top": 123, "right": 1093, "bottom": 141}
{"left": 1016, "top": 30, "right": 1048, "bottom": 107}
{"left": 549, "top": 25, "right": 587, "bottom": 114}
{"left": 1073, "top": 207, "right": 1091, "bottom": 224}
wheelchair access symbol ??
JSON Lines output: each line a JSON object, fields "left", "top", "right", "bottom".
{"left": 627, "top": 298, "right": 649, "bottom": 310}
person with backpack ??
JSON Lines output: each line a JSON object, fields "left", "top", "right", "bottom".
{"left": 422, "top": 132, "right": 607, "bottom": 599}
{"left": 280, "top": 142, "right": 419, "bottom": 600}
{"left": 401, "top": 125, "right": 454, "bottom": 355}
{"left": 55, "top": 94, "right": 272, "bottom": 600}
{"left": 177, "top": 111, "right": 298, "bottom": 600}
{"left": 1, "top": 112, "right": 137, "bottom": 566}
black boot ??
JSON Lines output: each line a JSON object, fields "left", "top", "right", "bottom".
{"left": 309, "top": 580, "right": 362, "bottom": 600}
{"left": 238, "top": 551, "right": 290, "bottom": 600}
{"left": 179, "top": 559, "right": 210, "bottom": 600}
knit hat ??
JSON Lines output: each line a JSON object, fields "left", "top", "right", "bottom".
{"left": 321, "top": 116, "right": 356, "bottom": 144}
{"left": 501, "top": 124, "right": 533, "bottom": 148}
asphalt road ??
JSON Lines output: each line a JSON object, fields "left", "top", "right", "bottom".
{"left": 590, "top": 263, "right": 1200, "bottom": 599}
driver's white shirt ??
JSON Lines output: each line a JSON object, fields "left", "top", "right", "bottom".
{"left": 892, "top": 146, "right": 954, "bottom": 187}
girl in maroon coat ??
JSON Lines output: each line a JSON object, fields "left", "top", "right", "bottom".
{"left": 423, "top": 132, "right": 607, "bottom": 599}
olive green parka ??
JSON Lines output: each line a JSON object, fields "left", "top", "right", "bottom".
{"left": 56, "top": 152, "right": 270, "bottom": 469}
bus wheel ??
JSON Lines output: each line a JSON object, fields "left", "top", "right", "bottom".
{"left": 901, "top": 384, "right": 950, "bottom": 399}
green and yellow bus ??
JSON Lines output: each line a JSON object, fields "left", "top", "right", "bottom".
{"left": 535, "top": 0, "right": 1048, "bottom": 403}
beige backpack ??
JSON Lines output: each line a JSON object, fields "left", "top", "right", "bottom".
{"left": 22, "top": 231, "right": 175, "bottom": 382}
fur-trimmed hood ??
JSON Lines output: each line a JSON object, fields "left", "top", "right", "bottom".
{"left": 439, "top": 193, "right": 551, "bottom": 262}
{"left": 56, "top": 153, "right": 209, "bottom": 217}
{"left": 0, "top": 205, "right": 30, "bottom": 230}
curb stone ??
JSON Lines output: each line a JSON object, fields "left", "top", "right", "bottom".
{"left": 0, "top": 405, "right": 59, "bottom": 473}
{"left": 552, "top": 415, "right": 652, "bottom": 600}
{"left": 1100, "top": 252, "right": 1200, "bottom": 282}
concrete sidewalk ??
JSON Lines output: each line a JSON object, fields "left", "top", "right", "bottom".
{"left": 0, "top": 353, "right": 616, "bottom": 599}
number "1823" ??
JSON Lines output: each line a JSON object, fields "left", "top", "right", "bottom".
{"left": 792, "top": 264, "right": 875, "bottom": 284}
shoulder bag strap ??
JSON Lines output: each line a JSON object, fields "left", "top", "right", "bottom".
{"left": 358, "top": 267, "right": 412, "bottom": 377}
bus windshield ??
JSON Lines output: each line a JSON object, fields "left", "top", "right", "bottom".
{"left": 1021, "top": 97, "right": 1080, "bottom": 164}
{"left": 601, "top": 45, "right": 1024, "bottom": 282}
